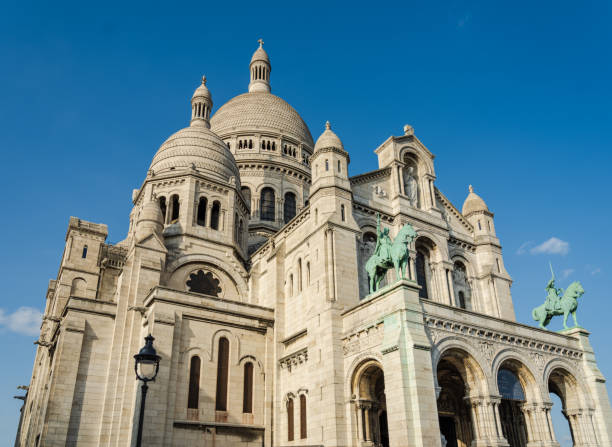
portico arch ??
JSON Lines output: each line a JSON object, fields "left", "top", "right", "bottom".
{"left": 351, "top": 359, "right": 389, "bottom": 447}
{"left": 435, "top": 347, "right": 488, "bottom": 447}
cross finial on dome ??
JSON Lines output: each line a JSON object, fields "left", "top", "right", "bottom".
{"left": 469, "top": 184, "right": 474, "bottom": 193}
{"left": 325, "top": 121, "right": 331, "bottom": 130}
{"left": 258, "top": 38, "right": 264, "bottom": 47}
{"left": 201, "top": 75, "right": 207, "bottom": 85}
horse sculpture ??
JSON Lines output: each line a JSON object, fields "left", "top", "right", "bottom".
{"left": 532, "top": 280, "right": 584, "bottom": 330}
{"left": 365, "top": 216, "right": 418, "bottom": 294}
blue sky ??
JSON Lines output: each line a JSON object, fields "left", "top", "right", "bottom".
{"left": 1, "top": 1, "right": 610, "bottom": 445}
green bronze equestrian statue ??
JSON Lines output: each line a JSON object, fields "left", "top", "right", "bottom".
{"left": 532, "top": 264, "right": 584, "bottom": 330}
{"left": 365, "top": 214, "right": 418, "bottom": 294}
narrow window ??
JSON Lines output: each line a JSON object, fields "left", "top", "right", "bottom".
{"left": 458, "top": 291, "right": 466, "bottom": 309}
{"left": 300, "top": 394, "right": 307, "bottom": 439}
{"left": 267, "top": 141, "right": 271, "bottom": 150}
{"left": 243, "top": 362, "right": 254, "bottom": 413}
{"left": 272, "top": 142, "right": 276, "bottom": 150}
{"left": 287, "top": 398, "right": 294, "bottom": 441}
{"left": 306, "top": 262, "right": 311, "bottom": 285}
{"left": 341, "top": 204, "right": 345, "bottom": 221}
{"left": 477, "top": 220, "right": 482, "bottom": 230}
{"left": 284, "top": 192, "right": 297, "bottom": 223}
{"left": 188, "top": 356, "right": 201, "bottom": 409}
{"left": 239, "top": 140, "right": 243, "bottom": 149}
{"left": 260, "top": 188, "right": 276, "bottom": 221}
{"left": 289, "top": 274, "right": 294, "bottom": 296}
{"left": 171, "top": 194, "right": 180, "bottom": 222}
{"left": 215, "top": 337, "right": 229, "bottom": 411}
{"left": 488, "top": 220, "right": 492, "bottom": 231}
{"left": 197, "top": 197, "right": 207, "bottom": 226}
{"left": 211, "top": 201, "right": 221, "bottom": 230}
{"left": 298, "top": 259, "right": 303, "bottom": 292}
{"left": 496, "top": 258, "right": 501, "bottom": 273}
{"left": 159, "top": 196, "right": 167, "bottom": 222}
{"left": 325, "top": 159, "right": 329, "bottom": 171}
{"left": 234, "top": 212, "right": 239, "bottom": 242}
{"left": 249, "top": 139, "right": 253, "bottom": 149}
{"left": 238, "top": 219, "right": 244, "bottom": 246}
{"left": 82, "top": 245, "right": 88, "bottom": 258}
{"left": 337, "top": 160, "right": 341, "bottom": 172}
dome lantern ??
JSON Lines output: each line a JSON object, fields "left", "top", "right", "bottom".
{"left": 248, "top": 39, "right": 271, "bottom": 93}
{"left": 191, "top": 75, "right": 213, "bottom": 128}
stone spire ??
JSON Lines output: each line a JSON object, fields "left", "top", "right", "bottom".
{"left": 191, "top": 75, "right": 212, "bottom": 128}
{"left": 248, "top": 39, "right": 271, "bottom": 93}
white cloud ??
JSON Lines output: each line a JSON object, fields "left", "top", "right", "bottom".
{"left": 517, "top": 241, "right": 532, "bottom": 255}
{"left": 530, "top": 237, "right": 570, "bottom": 256}
{"left": 591, "top": 268, "right": 601, "bottom": 276}
{"left": 0, "top": 307, "right": 42, "bottom": 336}
{"left": 562, "top": 269, "right": 575, "bottom": 279}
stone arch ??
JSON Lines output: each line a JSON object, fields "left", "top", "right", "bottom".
{"left": 239, "top": 354, "right": 264, "bottom": 375}
{"left": 165, "top": 254, "right": 248, "bottom": 300}
{"left": 432, "top": 337, "right": 490, "bottom": 396}
{"left": 70, "top": 277, "right": 87, "bottom": 296}
{"left": 399, "top": 146, "right": 434, "bottom": 176}
{"left": 492, "top": 350, "right": 540, "bottom": 402}
{"left": 350, "top": 358, "right": 389, "bottom": 446}
{"left": 210, "top": 328, "right": 241, "bottom": 365}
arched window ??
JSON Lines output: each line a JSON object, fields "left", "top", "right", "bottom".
{"left": 452, "top": 260, "right": 471, "bottom": 309}
{"left": 416, "top": 251, "right": 429, "bottom": 299}
{"left": 197, "top": 197, "right": 207, "bottom": 226}
{"left": 241, "top": 186, "right": 251, "bottom": 211}
{"left": 82, "top": 245, "right": 88, "bottom": 259}
{"left": 170, "top": 194, "right": 180, "bottom": 222}
{"left": 260, "top": 188, "right": 275, "bottom": 221}
{"left": 188, "top": 356, "right": 200, "bottom": 409}
{"left": 300, "top": 394, "right": 307, "bottom": 439}
{"left": 243, "top": 362, "right": 253, "bottom": 413}
{"left": 325, "top": 159, "right": 329, "bottom": 171}
{"left": 298, "top": 259, "right": 303, "bottom": 292}
{"left": 272, "top": 142, "right": 276, "bottom": 150}
{"left": 284, "top": 192, "right": 297, "bottom": 223}
{"left": 306, "top": 262, "right": 311, "bottom": 286}
{"left": 249, "top": 139, "right": 253, "bottom": 149}
{"left": 239, "top": 140, "right": 243, "bottom": 149}
{"left": 70, "top": 278, "right": 87, "bottom": 296}
{"left": 287, "top": 398, "right": 294, "bottom": 441}
{"left": 341, "top": 204, "right": 345, "bottom": 221}
{"left": 215, "top": 337, "right": 229, "bottom": 411}
{"left": 238, "top": 219, "right": 244, "bottom": 246}
{"left": 211, "top": 201, "right": 220, "bottom": 230}
{"left": 159, "top": 196, "right": 167, "bottom": 222}
{"left": 289, "top": 274, "right": 294, "bottom": 297}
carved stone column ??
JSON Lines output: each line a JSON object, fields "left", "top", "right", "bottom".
{"left": 409, "top": 253, "right": 417, "bottom": 282}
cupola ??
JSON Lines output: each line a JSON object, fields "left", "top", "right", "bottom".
{"left": 135, "top": 197, "right": 164, "bottom": 241}
{"left": 191, "top": 76, "right": 212, "bottom": 127}
{"left": 462, "top": 185, "right": 496, "bottom": 236}
{"left": 248, "top": 39, "right": 271, "bottom": 93}
{"left": 311, "top": 121, "right": 351, "bottom": 194}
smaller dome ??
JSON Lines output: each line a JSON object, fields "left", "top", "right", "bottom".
{"left": 462, "top": 185, "right": 489, "bottom": 216}
{"left": 314, "top": 121, "right": 344, "bottom": 152}
{"left": 192, "top": 76, "right": 211, "bottom": 102}
{"left": 251, "top": 39, "right": 270, "bottom": 65}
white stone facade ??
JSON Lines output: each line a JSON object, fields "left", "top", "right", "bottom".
{"left": 15, "top": 42, "right": 612, "bottom": 447}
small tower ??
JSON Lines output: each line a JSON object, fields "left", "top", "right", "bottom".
{"left": 191, "top": 75, "right": 212, "bottom": 127}
{"left": 462, "top": 185, "right": 496, "bottom": 237}
{"left": 310, "top": 121, "right": 355, "bottom": 227}
{"left": 248, "top": 39, "right": 271, "bottom": 93}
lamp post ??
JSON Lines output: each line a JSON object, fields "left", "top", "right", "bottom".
{"left": 134, "top": 334, "right": 161, "bottom": 447}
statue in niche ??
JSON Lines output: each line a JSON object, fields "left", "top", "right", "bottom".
{"left": 532, "top": 264, "right": 584, "bottom": 329}
{"left": 404, "top": 166, "right": 418, "bottom": 207}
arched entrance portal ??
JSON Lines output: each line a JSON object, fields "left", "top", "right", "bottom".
{"left": 436, "top": 348, "right": 485, "bottom": 447}
{"left": 497, "top": 366, "right": 528, "bottom": 447}
{"left": 352, "top": 361, "right": 389, "bottom": 447}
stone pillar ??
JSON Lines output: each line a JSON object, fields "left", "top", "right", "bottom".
{"left": 398, "top": 166, "right": 405, "bottom": 195}
{"left": 560, "top": 327, "right": 612, "bottom": 446}
{"left": 205, "top": 204, "right": 213, "bottom": 227}
{"left": 379, "top": 280, "right": 441, "bottom": 447}
{"left": 409, "top": 253, "right": 416, "bottom": 282}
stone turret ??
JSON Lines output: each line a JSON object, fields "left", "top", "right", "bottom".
{"left": 462, "top": 184, "right": 496, "bottom": 237}
{"left": 248, "top": 39, "right": 271, "bottom": 93}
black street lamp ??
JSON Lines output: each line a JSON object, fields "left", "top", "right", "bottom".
{"left": 134, "top": 334, "right": 161, "bottom": 447}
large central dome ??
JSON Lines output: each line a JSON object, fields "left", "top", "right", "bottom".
{"left": 210, "top": 92, "right": 314, "bottom": 147}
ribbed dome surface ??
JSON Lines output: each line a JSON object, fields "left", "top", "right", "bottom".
{"left": 210, "top": 92, "right": 314, "bottom": 147}
{"left": 149, "top": 125, "right": 240, "bottom": 182}
{"left": 314, "top": 121, "right": 344, "bottom": 152}
{"left": 462, "top": 186, "right": 489, "bottom": 216}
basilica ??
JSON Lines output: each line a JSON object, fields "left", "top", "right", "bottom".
{"left": 15, "top": 42, "right": 612, "bottom": 447}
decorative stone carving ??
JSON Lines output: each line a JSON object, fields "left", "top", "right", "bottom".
{"left": 279, "top": 347, "right": 308, "bottom": 372}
